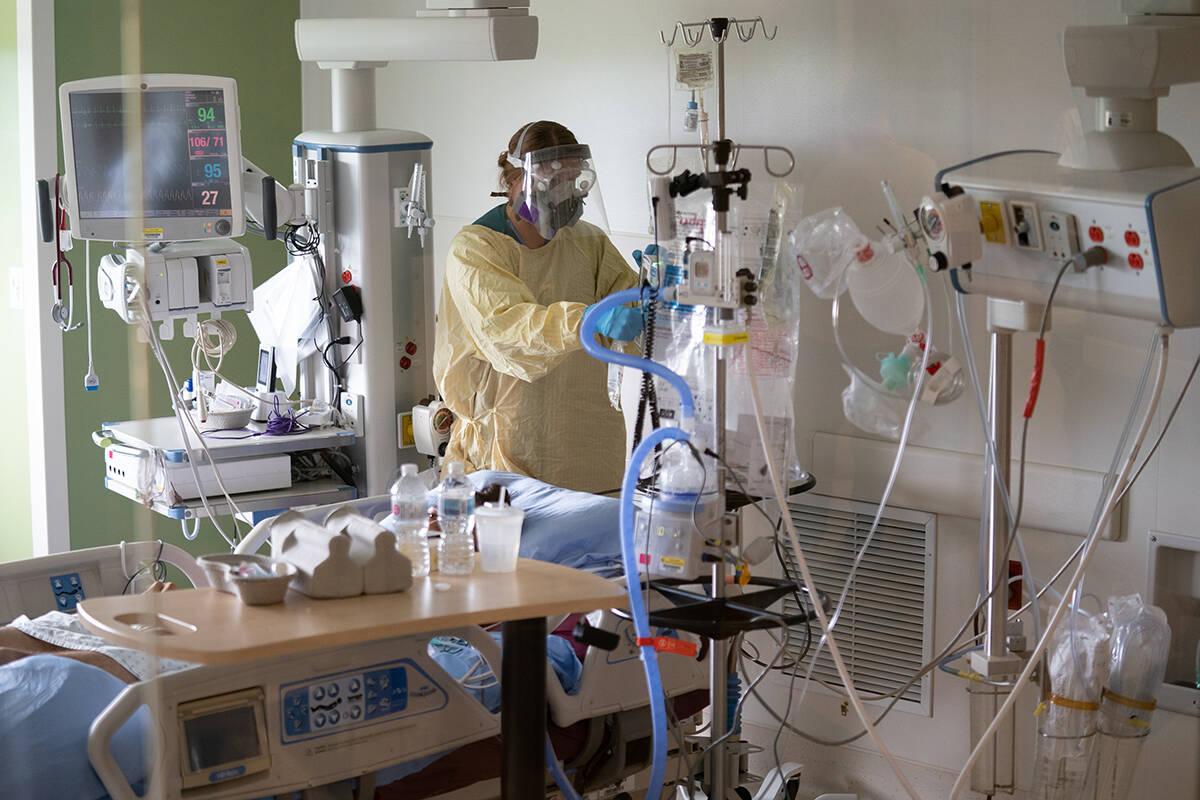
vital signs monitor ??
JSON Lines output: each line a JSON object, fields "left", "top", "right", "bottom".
{"left": 58, "top": 74, "right": 245, "bottom": 242}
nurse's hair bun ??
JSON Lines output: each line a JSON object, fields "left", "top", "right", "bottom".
{"left": 497, "top": 120, "right": 578, "bottom": 193}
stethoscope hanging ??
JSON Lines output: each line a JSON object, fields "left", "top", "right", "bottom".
{"left": 50, "top": 174, "right": 82, "bottom": 332}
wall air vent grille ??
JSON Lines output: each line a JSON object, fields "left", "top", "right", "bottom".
{"left": 776, "top": 494, "right": 936, "bottom": 715}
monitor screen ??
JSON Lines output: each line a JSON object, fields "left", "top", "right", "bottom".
{"left": 183, "top": 704, "right": 262, "bottom": 771}
{"left": 256, "top": 346, "right": 276, "bottom": 391}
{"left": 68, "top": 87, "right": 234, "bottom": 222}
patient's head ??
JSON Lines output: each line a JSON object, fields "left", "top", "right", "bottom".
{"left": 475, "top": 483, "right": 505, "bottom": 506}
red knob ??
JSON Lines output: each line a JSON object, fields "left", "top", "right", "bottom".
{"left": 399, "top": 356, "right": 412, "bottom": 370}
{"left": 1088, "top": 226, "right": 1104, "bottom": 243}
{"left": 1124, "top": 230, "right": 1140, "bottom": 247}
{"left": 405, "top": 341, "right": 417, "bottom": 355}
{"left": 341, "top": 270, "right": 352, "bottom": 284}
{"left": 1128, "top": 253, "right": 1144, "bottom": 270}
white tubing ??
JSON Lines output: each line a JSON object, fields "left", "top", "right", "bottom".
{"left": 948, "top": 330, "right": 1169, "bottom": 799}
{"left": 142, "top": 298, "right": 245, "bottom": 548}
{"left": 744, "top": 331, "right": 923, "bottom": 800}
{"left": 794, "top": 269, "right": 934, "bottom": 713}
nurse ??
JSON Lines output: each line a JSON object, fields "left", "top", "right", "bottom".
{"left": 433, "top": 121, "right": 642, "bottom": 493}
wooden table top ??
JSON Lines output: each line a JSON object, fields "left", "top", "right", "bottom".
{"left": 78, "top": 559, "right": 626, "bottom": 665}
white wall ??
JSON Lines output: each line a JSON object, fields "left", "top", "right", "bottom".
{"left": 299, "top": 1, "right": 1200, "bottom": 797}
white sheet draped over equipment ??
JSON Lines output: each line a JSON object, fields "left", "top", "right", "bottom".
{"left": 246, "top": 254, "right": 324, "bottom": 396}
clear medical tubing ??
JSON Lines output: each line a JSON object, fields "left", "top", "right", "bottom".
{"left": 141, "top": 297, "right": 243, "bottom": 548}
{"left": 1031, "top": 612, "right": 1108, "bottom": 800}
{"left": 795, "top": 263, "right": 933, "bottom": 712}
{"left": 581, "top": 287, "right": 696, "bottom": 420}
{"left": 948, "top": 332, "right": 1169, "bottom": 800}
{"left": 743, "top": 331, "right": 923, "bottom": 800}
{"left": 954, "top": 293, "right": 1043, "bottom": 642}
{"left": 1092, "top": 597, "right": 1170, "bottom": 800}
{"left": 1103, "top": 596, "right": 1170, "bottom": 723}
{"left": 1067, "top": 331, "right": 1162, "bottom": 685}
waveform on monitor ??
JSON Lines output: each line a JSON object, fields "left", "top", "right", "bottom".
{"left": 80, "top": 187, "right": 193, "bottom": 204}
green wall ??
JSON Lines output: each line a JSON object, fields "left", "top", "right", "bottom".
{"left": 55, "top": 0, "right": 301, "bottom": 554}
{"left": 0, "top": 0, "right": 31, "bottom": 562}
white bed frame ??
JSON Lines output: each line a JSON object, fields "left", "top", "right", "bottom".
{"left": 0, "top": 539, "right": 208, "bottom": 623}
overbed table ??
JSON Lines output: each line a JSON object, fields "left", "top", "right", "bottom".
{"left": 79, "top": 558, "right": 627, "bottom": 799}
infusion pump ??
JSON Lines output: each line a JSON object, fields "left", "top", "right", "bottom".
{"left": 88, "top": 631, "right": 500, "bottom": 799}
{"left": 923, "top": 150, "right": 1200, "bottom": 328}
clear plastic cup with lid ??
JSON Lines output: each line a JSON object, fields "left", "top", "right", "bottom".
{"left": 475, "top": 500, "right": 524, "bottom": 573}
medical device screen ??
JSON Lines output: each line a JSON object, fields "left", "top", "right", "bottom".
{"left": 67, "top": 88, "right": 233, "bottom": 222}
{"left": 183, "top": 705, "right": 262, "bottom": 770}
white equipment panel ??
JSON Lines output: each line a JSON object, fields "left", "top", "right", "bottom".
{"left": 938, "top": 150, "right": 1200, "bottom": 327}
{"left": 104, "top": 446, "right": 292, "bottom": 500}
{"left": 88, "top": 630, "right": 500, "bottom": 800}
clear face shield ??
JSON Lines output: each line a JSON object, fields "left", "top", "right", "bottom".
{"left": 508, "top": 144, "right": 610, "bottom": 241}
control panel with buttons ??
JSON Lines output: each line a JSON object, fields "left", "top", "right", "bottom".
{"left": 280, "top": 658, "right": 448, "bottom": 743}
{"left": 933, "top": 150, "right": 1200, "bottom": 325}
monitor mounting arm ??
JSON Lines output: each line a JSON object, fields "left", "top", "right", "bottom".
{"left": 293, "top": 1, "right": 538, "bottom": 133}
{"left": 241, "top": 157, "right": 309, "bottom": 241}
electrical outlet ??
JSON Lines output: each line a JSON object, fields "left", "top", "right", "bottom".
{"left": 340, "top": 393, "right": 364, "bottom": 437}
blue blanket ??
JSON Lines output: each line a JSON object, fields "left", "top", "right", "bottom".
{"left": 0, "top": 655, "right": 149, "bottom": 799}
{"left": 468, "top": 470, "right": 621, "bottom": 573}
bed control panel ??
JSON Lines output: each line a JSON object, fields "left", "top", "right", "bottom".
{"left": 50, "top": 573, "right": 85, "bottom": 610}
{"left": 279, "top": 658, "right": 448, "bottom": 743}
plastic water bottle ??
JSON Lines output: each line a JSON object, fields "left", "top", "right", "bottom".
{"left": 389, "top": 463, "right": 430, "bottom": 577}
{"left": 846, "top": 239, "right": 925, "bottom": 335}
{"left": 436, "top": 462, "right": 476, "bottom": 575}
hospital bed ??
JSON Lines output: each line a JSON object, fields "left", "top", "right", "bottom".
{"left": 0, "top": 471, "right": 709, "bottom": 800}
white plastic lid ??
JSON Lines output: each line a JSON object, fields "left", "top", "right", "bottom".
{"left": 400, "top": 463, "right": 418, "bottom": 476}
{"left": 478, "top": 502, "right": 523, "bottom": 515}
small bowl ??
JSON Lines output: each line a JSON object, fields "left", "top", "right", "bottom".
{"left": 192, "top": 406, "right": 254, "bottom": 432}
{"left": 197, "top": 553, "right": 297, "bottom": 606}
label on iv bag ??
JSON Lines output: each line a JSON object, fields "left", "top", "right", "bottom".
{"left": 675, "top": 49, "right": 715, "bottom": 89}
{"left": 727, "top": 414, "right": 794, "bottom": 497}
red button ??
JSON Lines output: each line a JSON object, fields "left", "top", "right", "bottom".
{"left": 341, "top": 270, "right": 352, "bottom": 284}
{"left": 1124, "top": 230, "right": 1140, "bottom": 247}
{"left": 399, "top": 356, "right": 412, "bottom": 370}
{"left": 1128, "top": 253, "right": 1144, "bottom": 270}
{"left": 1088, "top": 226, "right": 1104, "bottom": 243}
{"left": 405, "top": 341, "right": 417, "bottom": 355}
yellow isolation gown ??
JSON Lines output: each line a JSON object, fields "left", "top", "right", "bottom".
{"left": 432, "top": 205, "right": 639, "bottom": 493}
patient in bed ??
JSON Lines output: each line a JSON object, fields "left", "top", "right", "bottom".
{"left": 0, "top": 469, "right": 628, "bottom": 799}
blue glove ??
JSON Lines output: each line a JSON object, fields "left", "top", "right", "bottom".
{"left": 585, "top": 303, "right": 643, "bottom": 342}
{"left": 631, "top": 243, "right": 659, "bottom": 268}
